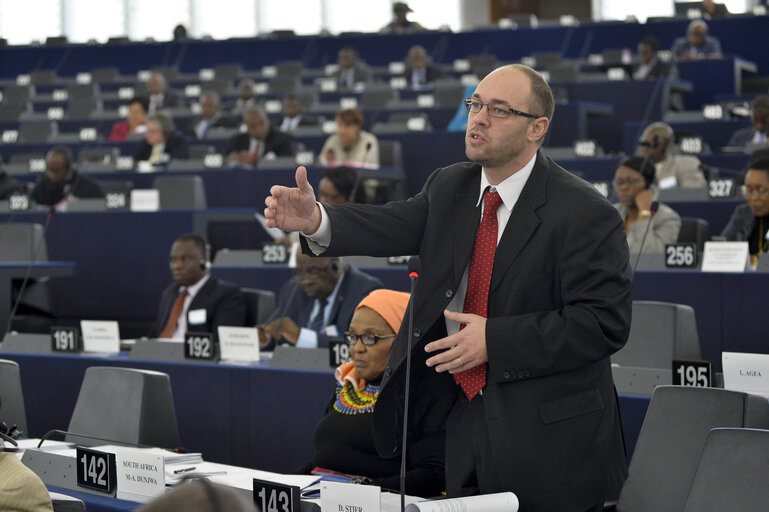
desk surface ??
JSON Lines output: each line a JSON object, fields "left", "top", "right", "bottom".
{"left": 2, "top": 350, "right": 649, "bottom": 484}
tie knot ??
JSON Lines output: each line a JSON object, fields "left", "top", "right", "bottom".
{"left": 483, "top": 189, "right": 503, "bottom": 215}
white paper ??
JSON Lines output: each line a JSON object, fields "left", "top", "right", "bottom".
{"left": 109, "top": 447, "right": 166, "bottom": 503}
{"left": 130, "top": 189, "right": 160, "bottom": 212}
{"left": 209, "top": 467, "right": 318, "bottom": 491}
{"left": 322, "top": 481, "right": 381, "bottom": 512}
{"left": 218, "top": 326, "right": 260, "bottom": 363}
{"left": 701, "top": 241, "right": 750, "bottom": 272}
{"left": 80, "top": 320, "right": 120, "bottom": 353}
{"left": 722, "top": 352, "right": 769, "bottom": 396}
{"left": 658, "top": 176, "right": 677, "bottom": 189}
{"left": 255, "top": 213, "right": 288, "bottom": 241}
{"left": 188, "top": 308, "right": 207, "bottom": 325}
{"left": 405, "top": 492, "right": 519, "bottom": 512}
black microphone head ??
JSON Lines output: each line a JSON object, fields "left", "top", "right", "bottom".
{"left": 366, "top": 142, "right": 372, "bottom": 151}
{"left": 651, "top": 134, "right": 660, "bottom": 148}
{"left": 650, "top": 201, "right": 659, "bottom": 213}
{"left": 408, "top": 256, "right": 421, "bottom": 277}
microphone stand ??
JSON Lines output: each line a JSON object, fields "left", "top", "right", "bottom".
{"left": 400, "top": 256, "right": 420, "bottom": 512}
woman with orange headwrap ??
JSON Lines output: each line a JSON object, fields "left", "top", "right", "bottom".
{"left": 310, "top": 289, "right": 444, "bottom": 497}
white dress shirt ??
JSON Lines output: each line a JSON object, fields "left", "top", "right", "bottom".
{"left": 171, "top": 274, "right": 210, "bottom": 340}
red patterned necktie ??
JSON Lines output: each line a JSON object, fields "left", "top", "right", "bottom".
{"left": 159, "top": 290, "right": 187, "bottom": 339}
{"left": 454, "top": 187, "right": 503, "bottom": 400}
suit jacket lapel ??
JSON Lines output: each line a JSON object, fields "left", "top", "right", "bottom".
{"left": 490, "top": 153, "right": 548, "bottom": 293}
{"left": 453, "top": 169, "right": 483, "bottom": 286}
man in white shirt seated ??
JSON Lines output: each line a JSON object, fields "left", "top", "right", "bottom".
{"left": 258, "top": 254, "right": 381, "bottom": 349}
{"left": 154, "top": 234, "right": 246, "bottom": 342}
{"left": 279, "top": 94, "right": 320, "bottom": 133}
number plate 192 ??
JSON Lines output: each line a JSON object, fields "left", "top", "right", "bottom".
{"left": 77, "top": 447, "right": 116, "bottom": 493}
{"left": 329, "top": 339, "right": 352, "bottom": 368}
{"left": 184, "top": 333, "right": 216, "bottom": 361}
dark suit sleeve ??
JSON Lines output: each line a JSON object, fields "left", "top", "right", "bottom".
{"left": 166, "top": 133, "right": 189, "bottom": 159}
{"left": 133, "top": 140, "right": 152, "bottom": 161}
{"left": 73, "top": 176, "right": 105, "bottom": 199}
{"left": 227, "top": 133, "right": 249, "bottom": 155}
{"left": 370, "top": 432, "right": 444, "bottom": 497}
{"left": 211, "top": 284, "right": 247, "bottom": 333}
{"left": 721, "top": 203, "right": 753, "bottom": 241}
{"left": 485, "top": 196, "right": 632, "bottom": 380}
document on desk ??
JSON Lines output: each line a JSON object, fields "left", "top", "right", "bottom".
{"left": 404, "top": 492, "right": 518, "bottom": 512}
{"left": 209, "top": 468, "right": 318, "bottom": 491}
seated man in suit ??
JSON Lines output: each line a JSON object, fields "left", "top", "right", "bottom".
{"left": 258, "top": 254, "right": 382, "bottom": 349}
{"left": 728, "top": 96, "right": 769, "bottom": 148}
{"left": 633, "top": 36, "right": 678, "bottom": 80}
{"left": 335, "top": 47, "right": 372, "bottom": 91}
{"left": 189, "top": 90, "right": 238, "bottom": 140}
{"left": 279, "top": 94, "right": 319, "bottom": 133}
{"left": 133, "top": 111, "right": 190, "bottom": 167}
{"left": 30, "top": 146, "right": 104, "bottom": 208}
{"left": 227, "top": 106, "right": 295, "bottom": 167}
{"left": 403, "top": 45, "right": 441, "bottom": 89}
{"left": 146, "top": 72, "right": 182, "bottom": 114}
{"left": 638, "top": 122, "right": 707, "bottom": 196}
{"left": 154, "top": 234, "right": 246, "bottom": 342}
{"left": 0, "top": 168, "right": 25, "bottom": 199}
{"left": 671, "top": 19, "right": 722, "bottom": 60}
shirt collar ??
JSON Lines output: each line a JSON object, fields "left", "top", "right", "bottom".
{"left": 181, "top": 273, "right": 210, "bottom": 301}
{"left": 476, "top": 152, "right": 538, "bottom": 209}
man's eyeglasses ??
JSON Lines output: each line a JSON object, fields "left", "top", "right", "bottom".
{"left": 463, "top": 98, "right": 540, "bottom": 120}
{"left": 613, "top": 178, "right": 643, "bottom": 188}
{"left": 344, "top": 332, "right": 396, "bottom": 346}
{"left": 741, "top": 185, "right": 769, "bottom": 197}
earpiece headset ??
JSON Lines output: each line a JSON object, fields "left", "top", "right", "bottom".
{"left": 199, "top": 242, "right": 212, "bottom": 271}
{"left": 329, "top": 259, "right": 341, "bottom": 274}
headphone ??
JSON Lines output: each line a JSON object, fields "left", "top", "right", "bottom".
{"left": 0, "top": 430, "right": 18, "bottom": 452}
{"left": 329, "top": 259, "right": 341, "bottom": 274}
{"left": 199, "top": 242, "right": 212, "bottom": 271}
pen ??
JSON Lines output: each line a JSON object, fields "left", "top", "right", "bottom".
{"left": 173, "top": 466, "right": 196, "bottom": 474}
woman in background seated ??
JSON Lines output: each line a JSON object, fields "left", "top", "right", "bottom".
{"left": 319, "top": 108, "right": 379, "bottom": 167}
{"left": 109, "top": 97, "right": 148, "bottom": 142}
{"left": 613, "top": 156, "right": 681, "bottom": 253}
{"left": 721, "top": 158, "right": 769, "bottom": 266}
{"left": 311, "top": 289, "right": 444, "bottom": 497}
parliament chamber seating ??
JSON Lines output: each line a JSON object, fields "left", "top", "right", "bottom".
{"left": 0, "top": 13, "right": 768, "bottom": 508}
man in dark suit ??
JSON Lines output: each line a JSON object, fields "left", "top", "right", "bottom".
{"left": 188, "top": 90, "right": 238, "bottom": 140}
{"left": 133, "top": 111, "right": 189, "bottom": 167}
{"left": 155, "top": 234, "right": 246, "bottom": 342}
{"left": 728, "top": 96, "right": 769, "bottom": 148}
{"left": 146, "top": 72, "right": 182, "bottom": 114}
{"left": 264, "top": 64, "right": 631, "bottom": 511}
{"left": 31, "top": 146, "right": 104, "bottom": 207}
{"left": 258, "top": 254, "right": 382, "bottom": 349}
{"left": 633, "top": 35, "right": 678, "bottom": 80}
{"left": 335, "top": 47, "right": 372, "bottom": 91}
{"left": 403, "top": 45, "right": 441, "bottom": 89}
{"left": 279, "top": 94, "right": 320, "bottom": 133}
{"left": 227, "top": 106, "right": 295, "bottom": 167}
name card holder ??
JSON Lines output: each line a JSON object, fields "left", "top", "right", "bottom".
{"left": 321, "top": 481, "right": 381, "bottom": 512}
{"left": 77, "top": 447, "right": 117, "bottom": 494}
{"left": 218, "top": 326, "right": 259, "bottom": 363}
{"left": 665, "top": 244, "right": 698, "bottom": 269}
{"left": 9, "top": 194, "right": 30, "bottom": 211}
{"left": 673, "top": 360, "right": 713, "bottom": 387}
{"left": 262, "top": 243, "right": 290, "bottom": 264}
{"left": 81, "top": 320, "right": 121, "bottom": 353}
{"left": 184, "top": 332, "right": 218, "bottom": 362}
{"left": 51, "top": 326, "right": 82, "bottom": 353}
{"left": 254, "top": 478, "right": 301, "bottom": 512}
{"left": 329, "top": 338, "right": 351, "bottom": 368}
{"left": 701, "top": 241, "right": 750, "bottom": 272}
{"left": 708, "top": 178, "right": 735, "bottom": 199}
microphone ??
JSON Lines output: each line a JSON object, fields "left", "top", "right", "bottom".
{"left": 5, "top": 207, "right": 55, "bottom": 335}
{"left": 632, "top": 200, "right": 659, "bottom": 273}
{"left": 36, "top": 428, "right": 156, "bottom": 449}
{"left": 400, "top": 256, "right": 420, "bottom": 512}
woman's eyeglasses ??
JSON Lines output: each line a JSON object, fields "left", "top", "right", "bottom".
{"left": 344, "top": 332, "right": 396, "bottom": 346}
